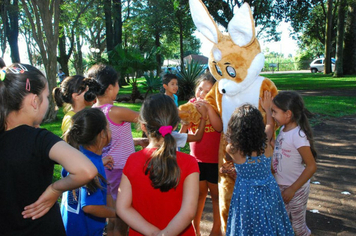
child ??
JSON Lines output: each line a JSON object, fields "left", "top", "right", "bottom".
{"left": 61, "top": 108, "right": 117, "bottom": 236}
{"left": 225, "top": 93, "right": 294, "bottom": 235}
{"left": 116, "top": 94, "right": 200, "bottom": 235}
{"left": 0, "top": 63, "right": 97, "bottom": 235}
{"left": 162, "top": 73, "right": 179, "bottom": 106}
{"left": 88, "top": 63, "right": 146, "bottom": 236}
{"left": 53, "top": 75, "right": 96, "bottom": 133}
{"left": 179, "top": 73, "right": 223, "bottom": 236}
{"left": 271, "top": 91, "right": 317, "bottom": 236}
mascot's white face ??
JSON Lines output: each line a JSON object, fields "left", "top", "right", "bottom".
{"left": 189, "top": 0, "right": 265, "bottom": 98}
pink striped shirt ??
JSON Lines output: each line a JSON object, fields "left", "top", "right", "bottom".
{"left": 96, "top": 104, "right": 135, "bottom": 169}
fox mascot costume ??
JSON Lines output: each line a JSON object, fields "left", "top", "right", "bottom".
{"left": 179, "top": 0, "right": 278, "bottom": 231}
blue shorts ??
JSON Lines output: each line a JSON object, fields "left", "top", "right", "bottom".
{"left": 198, "top": 162, "right": 218, "bottom": 184}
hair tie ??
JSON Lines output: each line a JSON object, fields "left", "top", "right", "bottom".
{"left": 158, "top": 126, "right": 173, "bottom": 137}
{"left": 0, "top": 70, "right": 5, "bottom": 81}
{"left": 26, "top": 78, "right": 31, "bottom": 91}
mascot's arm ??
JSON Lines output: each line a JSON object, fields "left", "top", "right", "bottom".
{"left": 204, "top": 83, "right": 223, "bottom": 131}
{"left": 204, "top": 82, "right": 222, "bottom": 116}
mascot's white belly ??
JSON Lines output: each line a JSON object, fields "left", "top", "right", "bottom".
{"left": 221, "top": 76, "right": 264, "bottom": 133}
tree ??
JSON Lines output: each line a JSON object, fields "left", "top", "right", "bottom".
{"left": 21, "top": 0, "right": 60, "bottom": 121}
{"left": 324, "top": 0, "right": 333, "bottom": 74}
{"left": 334, "top": 0, "right": 346, "bottom": 77}
{"left": 343, "top": 2, "right": 356, "bottom": 75}
{"left": 0, "top": 0, "right": 20, "bottom": 63}
{"left": 57, "top": 0, "right": 94, "bottom": 76}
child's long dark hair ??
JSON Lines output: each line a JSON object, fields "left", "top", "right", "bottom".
{"left": 64, "top": 108, "right": 108, "bottom": 192}
{"left": 52, "top": 75, "right": 96, "bottom": 108}
{"left": 0, "top": 63, "right": 47, "bottom": 133}
{"left": 273, "top": 91, "right": 317, "bottom": 159}
{"left": 86, "top": 64, "right": 118, "bottom": 97}
{"left": 139, "top": 94, "right": 181, "bottom": 192}
{"left": 225, "top": 104, "right": 267, "bottom": 157}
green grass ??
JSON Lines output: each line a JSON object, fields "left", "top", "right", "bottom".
{"left": 267, "top": 73, "right": 356, "bottom": 90}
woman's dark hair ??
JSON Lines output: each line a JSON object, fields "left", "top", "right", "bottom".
{"left": 225, "top": 104, "right": 267, "bottom": 157}
{"left": 52, "top": 75, "right": 96, "bottom": 107}
{"left": 86, "top": 64, "right": 118, "bottom": 96}
{"left": 64, "top": 108, "right": 108, "bottom": 192}
{"left": 0, "top": 63, "right": 47, "bottom": 133}
{"left": 139, "top": 94, "right": 181, "bottom": 192}
{"left": 273, "top": 91, "right": 317, "bottom": 159}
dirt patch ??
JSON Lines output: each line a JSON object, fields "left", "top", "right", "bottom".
{"left": 199, "top": 90, "right": 356, "bottom": 235}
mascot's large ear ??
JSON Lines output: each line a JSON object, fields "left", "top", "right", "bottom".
{"left": 189, "top": 0, "right": 222, "bottom": 44}
{"left": 228, "top": 3, "right": 255, "bottom": 47}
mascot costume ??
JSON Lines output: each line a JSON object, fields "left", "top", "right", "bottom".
{"left": 179, "top": 0, "right": 278, "bottom": 231}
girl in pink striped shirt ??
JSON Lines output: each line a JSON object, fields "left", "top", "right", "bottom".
{"left": 88, "top": 64, "right": 146, "bottom": 236}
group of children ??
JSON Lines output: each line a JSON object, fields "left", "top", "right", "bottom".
{"left": 0, "top": 62, "right": 317, "bottom": 236}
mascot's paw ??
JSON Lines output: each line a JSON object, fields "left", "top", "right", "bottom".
{"left": 220, "top": 161, "right": 237, "bottom": 180}
{"left": 178, "top": 102, "right": 201, "bottom": 125}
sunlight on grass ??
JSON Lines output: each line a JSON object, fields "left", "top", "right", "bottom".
{"left": 268, "top": 73, "right": 356, "bottom": 90}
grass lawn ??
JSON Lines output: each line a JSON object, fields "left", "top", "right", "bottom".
{"left": 42, "top": 73, "right": 356, "bottom": 182}
{"left": 267, "top": 73, "right": 356, "bottom": 90}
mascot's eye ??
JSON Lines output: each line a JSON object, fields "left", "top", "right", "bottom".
{"left": 226, "top": 66, "right": 236, "bottom": 77}
{"left": 215, "top": 65, "right": 223, "bottom": 76}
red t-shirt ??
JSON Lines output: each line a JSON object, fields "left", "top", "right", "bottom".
{"left": 123, "top": 148, "right": 199, "bottom": 235}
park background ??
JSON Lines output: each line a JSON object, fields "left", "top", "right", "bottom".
{"left": 1, "top": 0, "right": 356, "bottom": 235}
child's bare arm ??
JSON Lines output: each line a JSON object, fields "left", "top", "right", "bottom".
{"left": 197, "top": 100, "right": 222, "bottom": 132}
{"left": 109, "top": 106, "right": 139, "bottom": 124}
{"left": 282, "top": 147, "right": 317, "bottom": 203}
{"left": 260, "top": 91, "right": 274, "bottom": 141}
{"left": 83, "top": 205, "right": 117, "bottom": 218}
{"left": 116, "top": 174, "right": 160, "bottom": 235}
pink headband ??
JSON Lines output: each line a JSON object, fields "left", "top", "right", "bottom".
{"left": 158, "top": 126, "right": 173, "bottom": 137}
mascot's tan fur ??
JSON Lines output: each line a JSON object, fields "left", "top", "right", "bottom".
{"left": 180, "top": 0, "right": 278, "bottom": 232}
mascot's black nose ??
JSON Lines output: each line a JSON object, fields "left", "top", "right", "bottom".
{"left": 222, "top": 89, "right": 226, "bottom": 94}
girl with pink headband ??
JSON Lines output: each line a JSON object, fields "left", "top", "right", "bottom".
{"left": 116, "top": 94, "right": 204, "bottom": 235}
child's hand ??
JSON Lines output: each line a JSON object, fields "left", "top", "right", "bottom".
{"left": 22, "top": 184, "right": 62, "bottom": 220}
{"left": 194, "top": 101, "right": 208, "bottom": 119}
{"left": 282, "top": 187, "right": 296, "bottom": 203}
{"left": 260, "top": 90, "right": 272, "bottom": 112}
{"left": 219, "top": 161, "right": 237, "bottom": 180}
{"left": 103, "top": 155, "right": 114, "bottom": 170}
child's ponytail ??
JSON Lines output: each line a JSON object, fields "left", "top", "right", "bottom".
{"left": 140, "top": 94, "right": 181, "bottom": 192}
{"left": 145, "top": 126, "right": 180, "bottom": 192}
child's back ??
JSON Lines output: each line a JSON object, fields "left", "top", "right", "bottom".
{"left": 225, "top": 103, "right": 294, "bottom": 236}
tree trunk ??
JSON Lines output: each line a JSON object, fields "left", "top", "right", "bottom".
{"left": 324, "top": 0, "right": 333, "bottom": 74}
{"left": 113, "top": 0, "right": 122, "bottom": 46}
{"left": 334, "top": 0, "right": 346, "bottom": 77}
{"left": 21, "top": 0, "right": 60, "bottom": 121}
{"left": 58, "top": 27, "right": 69, "bottom": 76}
{"left": 104, "top": 0, "right": 113, "bottom": 52}
{"left": 1, "top": 0, "right": 20, "bottom": 63}
{"left": 75, "top": 34, "right": 84, "bottom": 75}
{"left": 343, "top": 2, "right": 356, "bottom": 75}
{"left": 155, "top": 31, "right": 161, "bottom": 75}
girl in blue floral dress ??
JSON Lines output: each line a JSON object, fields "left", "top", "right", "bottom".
{"left": 224, "top": 92, "right": 294, "bottom": 236}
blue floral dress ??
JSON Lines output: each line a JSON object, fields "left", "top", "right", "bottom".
{"left": 226, "top": 155, "right": 294, "bottom": 236}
